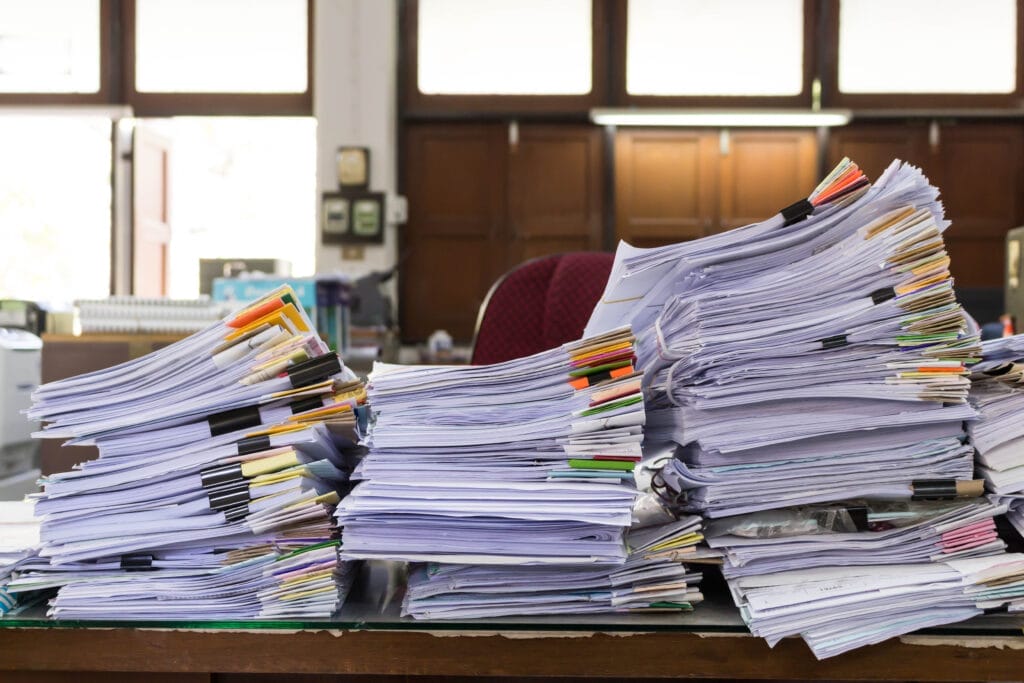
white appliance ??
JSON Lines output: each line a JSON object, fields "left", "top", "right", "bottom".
{"left": 0, "top": 328, "right": 41, "bottom": 496}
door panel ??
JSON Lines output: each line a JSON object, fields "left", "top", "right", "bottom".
{"left": 614, "top": 130, "right": 717, "bottom": 245}
{"left": 938, "top": 124, "right": 1023, "bottom": 241}
{"left": 132, "top": 126, "right": 172, "bottom": 296}
{"left": 401, "top": 124, "right": 506, "bottom": 342}
{"left": 719, "top": 131, "right": 818, "bottom": 231}
{"left": 508, "top": 125, "right": 603, "bottom": 266}
{"left": 827, "top": 123, "right": 931, "bottom": 182}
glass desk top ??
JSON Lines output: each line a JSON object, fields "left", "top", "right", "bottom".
{"left": 0, "top": 561, "right": 1021, "bottom": 636}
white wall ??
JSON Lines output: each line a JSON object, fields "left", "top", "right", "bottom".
{"left": 314, "top": 0, "right": 399, "bottom": 280}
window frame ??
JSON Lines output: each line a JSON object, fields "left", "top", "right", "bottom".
{"left": 0, "top": 0, "right": 313, "bottom": 115}
{"left": 609, "top": 0, "right": 818, "bottom": 108}
{"left": 821, "top": 0, "right": 1024, "bottom": 109}
{"left": 122, "top": 0, "right": 314, "bottom": 117}
{"left": 401, "top": 0, "right": 609, "bottom": 116}
{"left": 0, "top": 0, "right": 116, "bottom": 105}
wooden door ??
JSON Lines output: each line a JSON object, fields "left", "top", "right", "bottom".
{"left": 508, "top": 125, "right": 604, "bottom": 265}
{"left": 718, "top": 130, "right": 818, "bottom": 231}
{"left": 401, "top": 123, "right": 506, "bottom": 342}
{"left": 132, "top": 125, "right": 172, "bottom": 296}
{"left": 614, "top": 130, "right": 718, "bottom": 247}
{"left": 827, "top": 123, "right": 932, "bottom": 182}
{"left": 934, "top": 123, "right": 1024, "bottom": 288}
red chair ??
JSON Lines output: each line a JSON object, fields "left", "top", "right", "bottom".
{"left": 470, "top": 252, "right": 614, "bottom": 365}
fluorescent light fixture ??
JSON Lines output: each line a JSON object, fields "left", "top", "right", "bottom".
{"left": 590, "top": 108, "right": 852, "bottom": 127}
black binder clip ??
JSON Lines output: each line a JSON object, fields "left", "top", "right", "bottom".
{"left": 200, "top": 463, "right": 244, "bottom": 490}
{"left": 287, "top": 354, "right": 342, "bottom": 389}
{"left": 870, "top": 287, "right": 897, "bottom": 305}
{"left": 208, "top": 405, "right": 262, "bottom": 437}
{"left": 819, "top": 334, "right": 849, "bottom": 350}
{"left": 121, "top": 554, "right": 155, "bottom": 572}
{"left": 780, "top": 198, "right": 814, "bottom": 227}
{"left": 236, "top": 434, "right": 272, "bottom": 456}
{"left": 911, "top": 479, "right": 958, "bottom": 500}
{"left": 290, "top": 395, "right": 325, "bottom": 415}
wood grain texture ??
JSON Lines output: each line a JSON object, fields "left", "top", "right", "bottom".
{"left": 0, "top": 628, "right": 1021, "bottom": 680}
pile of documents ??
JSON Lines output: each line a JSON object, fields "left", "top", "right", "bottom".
{"left": 729, "top": 553, "right": 1024, "bottom": 659}
{"left": 969, "top": 335, "right": 1024, "bottom": 496}
{"left": 337, "top": 328, "right": 707, "bottom": 617}
{"left": 12, "top": 288, "right": 365, "bottom": 619}
{"left": 584, "top": 158, "right": 1024, "bottom": 656}
{"left": 402, "top": 515, "right": 707, "bottom": 619}
{"left": 0, "top": 501, "right": 41, "bottom": 616}
{"left": 337, "top": 327, "right": 645, "bottom": 565}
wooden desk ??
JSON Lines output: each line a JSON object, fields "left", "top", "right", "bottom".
{"left": 0, "top": 624, "right": 1020, "bottom": 681}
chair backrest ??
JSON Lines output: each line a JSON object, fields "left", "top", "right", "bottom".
{"left": 471, "top": 252, "right": 614, "bottom": 365}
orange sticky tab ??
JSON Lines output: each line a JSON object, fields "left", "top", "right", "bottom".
{"left": 228, "top": 296, "right": 285, "bottom": 329}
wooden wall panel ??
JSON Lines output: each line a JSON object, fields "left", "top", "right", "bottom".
{"left": 508, "top": 126, "right": 604, "bottom": 264}
{"left": 718, "top": 130, "right": 818, "bottom": 231}
{"left": 614, "top": 130, "right": 717, "bottom": 246}
{"left": 827, "top": 123, "right": 931, "bottom": 181}
{"left": 401, "top": 124, "right": 506, "bottom": 342}
{"left": 830, "top": 122, "right": 1024, "bottom": 291}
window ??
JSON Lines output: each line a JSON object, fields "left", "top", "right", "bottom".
{"left": 0, "top": 117, "right": 111, "bottom": 304}
{"left": 0, "top": 0, "right": 101, "bottom": 94}
{"left": 838, "top": 0, "right": 1017, "bottom": 95}
{"left": 134, "top": 0, "right": 308, "bottom": 94}
{"left": 156, "top": 118, "right": 317, "bottom": 299}
{"left": 626, "top": 0, "right": 805, "bottom": 97}
{"left": 405, "top": 0, "right": 605, "bottom": 113}
{"left": 417, "top": 0, "right": 592, "bottom": 95}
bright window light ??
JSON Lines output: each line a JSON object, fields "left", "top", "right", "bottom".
{"left": 135, "top": 0, "right": 307, "bottom": 93}
{"left": 155, "top": 117, "right": 317, "bottom": 299}
{"left": 839, "top": 0, "right": 1017, "bottom": 94}
{"left": 0, "top": 117, "right": 111, "bottom": 305}
{"left": 418, "top": 0, "right": 592, "bottom": 95}
{"left": 0, "top": 0, "right": 100, "bottom": 93}
{"left": 627, "top": 0, "right": 804, "bottom": 96}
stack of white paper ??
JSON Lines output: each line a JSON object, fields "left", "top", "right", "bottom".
{"left": 968, "top": 335, "right": 1024, "bottom": 497}
{"left": 729, "top": 553, "right": 1024, "bottom": 660}
{"left": 0, "top": 501, "right": 41, "bottom": 616}
{"left": 634, "top": 160, "right": 979, "bottom": 519}
{"left": 401, "top": 515, "right": 707, "bottom": 619}
{"left": 13, "top": 288, "right": 366, "bottom": 620}
{"left": 584, "top": 159, "right": 1024, "bottom": 657}
{"left": 706, "top": 498, "right": 1006, "bottom": 578}
{"left": 337, "top": 328, "right": 645, "bottom": 565}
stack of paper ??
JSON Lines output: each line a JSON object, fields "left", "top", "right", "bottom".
{"left": 337, "top": 328, "right": 706, "bottom": 617}
{"left": 0, "top": 501, "right": 41, "bottom": 616}
{"left": 12, "top": 288, "right": 366, "bottom": 620}
{"left": 729, "top": 553, "right": 1024, "bottom": 659}
{"left": 337, "top": 327, "right": 645, "bottom": 565}
{"left": 635, "top": 160, "right": 979, "bottom": 518}
{"left": 968, "top": 335, "right": 1024, "bottom": 496}
{"left": 582, "top": 159, "right": 1024, "bottom": 657}
{"left": 706, "top": 498, "right": 1005, "bottom": 578}
{"left": 402, "top": 515, "right": 707, "bottom": 619}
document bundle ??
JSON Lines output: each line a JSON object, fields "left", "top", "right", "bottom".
{"left": 584, "top": 158, "right": 1024, "bottom": 657}
{"left": 0, "top": 501, "right": 41, "bottom": 616}
{"left": 336, "top": 329, "right": 707, "bottom": 616}
{"left": 969, "top": 335, "right": 1024, "bottom": 497}
{"left": 337, "top": 327, "right": 645, "bottom": 565}
{"left": 12, "top": 288, "right": 365, "bottom": 619}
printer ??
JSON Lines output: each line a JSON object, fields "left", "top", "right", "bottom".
{"left": 0, "top": 327, "right": 42, "bottom": 498}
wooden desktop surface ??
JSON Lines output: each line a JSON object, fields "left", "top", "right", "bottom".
{"left": 0, "top": 625, "right": 1021, "bottom": 681}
